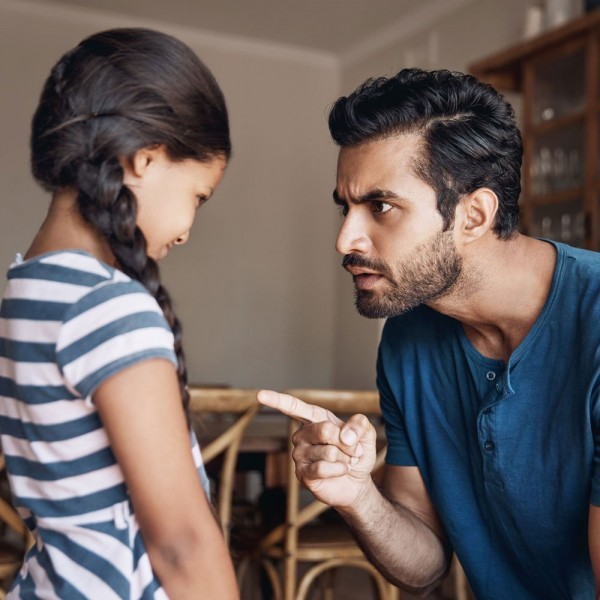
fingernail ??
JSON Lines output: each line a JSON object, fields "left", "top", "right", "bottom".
{"left": 350, "top": 456, "right": 359, "bottom": 466}
{"left": 355, "top": 443, "right": 363, "bottom": 458}
{"left": 341, "top": 429, "right": 357, "bottom": 446}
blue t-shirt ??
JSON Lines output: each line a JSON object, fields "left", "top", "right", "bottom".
{"left": 378, "top": 241, "right": 600, "bottom": 599}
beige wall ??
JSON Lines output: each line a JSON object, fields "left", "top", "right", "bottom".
{"left": 0, "top": 0, "right": 340, "bottom": 391}
{"left": 0, "top": 0, "right": 540, "bottom": 393}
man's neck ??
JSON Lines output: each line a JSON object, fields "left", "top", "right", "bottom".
{"left": 428, "top": 235, "right": 557, "bottom": 364}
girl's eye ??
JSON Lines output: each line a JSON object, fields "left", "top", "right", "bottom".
{"left": 372, "top": 201, "right": 393, "bottom": 214}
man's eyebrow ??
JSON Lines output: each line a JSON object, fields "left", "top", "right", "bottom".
{"left": 332, "top": 188, "right": 402, "bottom": 206}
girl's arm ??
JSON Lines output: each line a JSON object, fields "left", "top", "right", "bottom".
{"left": 94, "top": 358, "right": 239, "bottom": 600}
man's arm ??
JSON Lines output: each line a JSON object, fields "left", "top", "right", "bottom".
{"left": 589, "top": 504, "right": 600, "bottom": 599}
{"left": 257, "top": 390, "right": 451, "bottom": 597}
{"left": 338, "top": 463, "right": 451, "bottom": 596}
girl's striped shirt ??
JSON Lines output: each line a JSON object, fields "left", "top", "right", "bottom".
{"left": 0, "top": 250, "right": 208, "bottom": 599}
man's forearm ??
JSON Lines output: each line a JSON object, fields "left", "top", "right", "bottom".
{"left": 337, "top": 480, "right": 450, "bottom": 596}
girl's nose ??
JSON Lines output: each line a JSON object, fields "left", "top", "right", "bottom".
{"left": 174, "top": 231, "right": 190, "bottom": 246}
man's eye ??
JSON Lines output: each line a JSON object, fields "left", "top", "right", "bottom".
{"left": 372, "top": 201, "right": 393, "bottom": 214}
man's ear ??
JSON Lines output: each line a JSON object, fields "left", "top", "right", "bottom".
{"left": 457, "top": 188, "right": 499, "bottom": 243}
{"left": 121, "top": 145, "right": 165, "bottom": 183}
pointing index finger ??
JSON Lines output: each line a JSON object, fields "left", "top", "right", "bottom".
{"left": 257, "top": 390, "right": 344, "bottom": 426}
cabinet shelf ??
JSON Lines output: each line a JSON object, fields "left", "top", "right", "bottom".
{"left": 530, "top": 111, "right": 585, "bottom": 135}
{"left": 470, "top": 9, "right": 600, "bottom": 249}
{"left": 529, "top": 187, "right": 584, "bottom": 206}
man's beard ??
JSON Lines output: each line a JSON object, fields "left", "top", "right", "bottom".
{"left": 343, "top": 229, "right": 462, "bottom": 319}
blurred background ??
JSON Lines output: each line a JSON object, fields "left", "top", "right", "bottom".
{"left": 0, "top": 0, "right": 564, "bottom": 391}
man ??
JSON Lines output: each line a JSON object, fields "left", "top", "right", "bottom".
{"left": 258, "top": 68, "right": 600, "bottom": 599}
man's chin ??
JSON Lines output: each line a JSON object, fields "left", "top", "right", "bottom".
{"left": 354, "top": 291, "right": 416, "bottom": 319}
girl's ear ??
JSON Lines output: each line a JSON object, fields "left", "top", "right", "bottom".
{"left": 122, "top": 145, "right": 166, "bottom": 182}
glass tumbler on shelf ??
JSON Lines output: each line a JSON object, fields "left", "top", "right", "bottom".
{"left": 539, "top": 147, "right": 553, "bottom": 193}
{"left": 553, "top": 147, "right": 567, "bottom": 191}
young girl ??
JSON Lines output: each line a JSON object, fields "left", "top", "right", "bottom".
{"left": 0, "top": 28, "right": 239, "bottom": 599}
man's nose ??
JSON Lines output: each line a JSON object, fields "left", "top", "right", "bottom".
{"left": 335, "top": 212, "right": 371, "bottom": 255}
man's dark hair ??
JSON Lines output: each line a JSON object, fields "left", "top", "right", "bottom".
{"left": 328, "top": 68, "right": 522, "bottom": 238}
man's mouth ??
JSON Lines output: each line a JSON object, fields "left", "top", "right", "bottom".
{"left": 344, "top": 266, "right": 384, "bottom": 290}
{"left": 342, "top": 255, "right": 388, "bottom": 290}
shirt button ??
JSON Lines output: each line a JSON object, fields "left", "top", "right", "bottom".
{"left": 486, "top": 371, "right": 496, "bottom": 381}
{"left": 484, "top": 440, "right": 494, "bottom": 451}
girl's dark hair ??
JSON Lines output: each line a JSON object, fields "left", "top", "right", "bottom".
{"left": 31, "top": 28, "right": 231, "bottom": 417}
{"left": 328, "top": 68, "right": 522, "bottom": 239}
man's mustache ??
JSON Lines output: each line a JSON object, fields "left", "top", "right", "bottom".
{"left": 342, "top": 254, "right": 391, "bottom": 277}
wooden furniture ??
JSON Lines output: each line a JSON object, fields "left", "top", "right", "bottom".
{"left": 188, "top": 386, "right": 260, "bottom": 547}
{"left": 245, "top": 388, "right": 400, "bottom": 600}
{"left": 469, "top": 9, "right": 600, "bottom": 249}
{"left": 0, "top": 455, "right": 34, "bottom": 598}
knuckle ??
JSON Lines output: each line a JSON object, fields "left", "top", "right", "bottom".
{"left": 306, "top": 462, "right": 321, "bottom": 479}
{"left": 292, "top": 445, "right": 303, "bottom": 462}
{"left": 350, "top": 413, "right": 370, "bottom": 430}
{"left": 325, "top": 446, "right": 338, "bottom": 462}
{"left": 314, "top": 461, "right": 329, "bottom": 479}
{"left": 291, "top": 429, "right": 302, "bottom": 445}
{"left": 320, "top": 421, "right": 337, "bottom": 440}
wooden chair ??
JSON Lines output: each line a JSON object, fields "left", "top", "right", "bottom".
{"left": 0, "top": 455, "right": 34, "bottom": 598}
{"left": 188, "top": 386, "right": 260, "bottom": 548}
{"left": 246, "top": 388, "right": 400, "bottom": 600}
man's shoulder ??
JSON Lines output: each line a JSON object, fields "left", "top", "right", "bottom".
{"left": 557, "top": 243, "right": 600, "bottom": 304}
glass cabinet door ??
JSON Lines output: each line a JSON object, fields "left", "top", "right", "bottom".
{"left": 532, "top": 48, "right": 585, "bottom": 124}
{"left": 529, "top": 123, "right": 584, "bottom": 196}
{"left": 526, "top": 45, "right": 588, "bottom": 247}
{"left": 530, "top": 198, "right": 585, "bottom": 245}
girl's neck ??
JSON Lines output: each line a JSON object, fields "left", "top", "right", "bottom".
{"left": 25, "top": 188, "right": 115, "bottom": 265}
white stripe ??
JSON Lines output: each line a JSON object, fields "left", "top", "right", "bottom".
{"left": 132, "top": 551, "right": 157, "bottom": 597}
{"left": 10, "top": 554, "right": 61, "bottom": 600}
{"left": 0, "top": 318, "right": 62, "bottom": 342}
{"left": 45, "top": 544, "right": 124, "bottom": 600}
{"left": 39, "top": 253, "right": 111, "bottom": 279}
{"left": 63, "top": 327, "right": 174, "bottom": 386}
{"left": 58, "top": 293, "right": 163, "bottom": 349}
{"left": 2, "top": 429, "right": 109, "bottom": 463}
{"left": 44, "top": 517, "right": 132, "bottom": 580}
{"left": 0, "top": 396, "right": 93, "bottom": 426}
{"left": 0, "top": 358, "right": 63, "bottom": 386}
{"left": 3, "top": 279, "right": 90, "bottom": 303}
{"left": 10, "top": 463, "right": 123, "bottom": 501}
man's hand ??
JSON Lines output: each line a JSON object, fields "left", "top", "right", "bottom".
{"left": 257, "top": 390, "right": 378, "bottom": 510}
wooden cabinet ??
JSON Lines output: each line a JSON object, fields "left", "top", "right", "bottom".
{"left": 470, "top": 10, "right": 600, "bottom": 249}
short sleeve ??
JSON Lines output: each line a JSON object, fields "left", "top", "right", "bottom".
{"left": 377, "top": 343, "right": 417, "bottom": 467}
{"left": 56, "top": 278, "right": 177, "bottom": 399}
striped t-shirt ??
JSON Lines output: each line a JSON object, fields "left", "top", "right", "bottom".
{"left": 0, "top": 250, "right": 208, "bottom": 599}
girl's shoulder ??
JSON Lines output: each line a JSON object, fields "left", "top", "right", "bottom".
{"left": 4, "top": 249, "right": 157, "bottom": 327}
{"left": 9, "top": 249, "right": 117, "bottom": 284}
